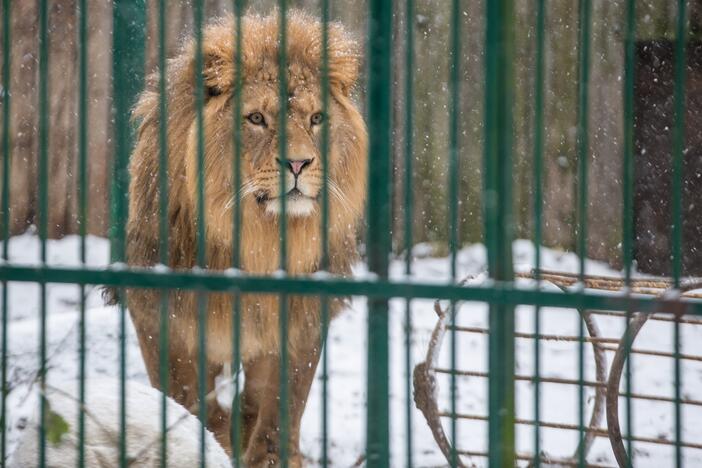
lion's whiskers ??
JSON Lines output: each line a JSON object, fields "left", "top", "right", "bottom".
{"left": 224, "top": 181, "right": 256, "bottom": 211}
{"left": 326, "top": 179, "right": 354, "bottom": 215}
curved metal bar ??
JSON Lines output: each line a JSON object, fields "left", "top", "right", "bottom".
{"left": 412, "top": 301, "right": 465, "bottom": 467}
{"left": 414, "top": 273, "right": 693, "bottom": 467}
{"left": 606, "top": 311, "right": 649, "bottom": 467}
{"left": 548, "top": 282, "right": 609, "bottom": 464}
{"left": 573, "top": 311, "right": 609, "bottom": 461}
{"left": 525, "top": 307, "right": 608, "bottom": 468}
{"left": 417, "top": 304, "right": 608, "bottom": 467}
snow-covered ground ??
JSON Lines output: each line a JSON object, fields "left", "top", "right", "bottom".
{"left": 2, "top": 233, "right": 701, "bottom": 467}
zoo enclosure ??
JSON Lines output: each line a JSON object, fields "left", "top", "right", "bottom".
{"left": 1, "top": 0, "right": 702, "bottom": 467}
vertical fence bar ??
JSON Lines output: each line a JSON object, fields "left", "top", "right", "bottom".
{"left": 403, "top": 0, "right": 414, "bottom": 464}
{"left": 366, "top": 0, "right": 392, "bottom": 465}
{"left": 191, "top": 1, "right": 208, "bottom": 466}
{"left": 484, "top": 0, "right": 516, "bottom": 466}
{"left": 77, "top": 0, "right": 89, "bottom": 465}
{"left": 320, "top": 0, "right": 331, "bottom": 464}
{"left": 0, "top": 0, "right": 10, "bottom": 465}
{"left": 622, "top": 0, "right": 636, "bottom": 466}
{"left": 672, "top": 2, "right": 687, "bottom": 290}
{"left": 448, "top": 0, "right": 460, "bottom": 283}
{"left": 111, "top": 4, "right": 144, "bottom": 262}
{"left": 118, "top": 268, "right": 127, "bottom": 465}
{"left": 448, "top": 0, "right": 460, "bottom": 465}
{"left": 277, "top": 2, "right": 289, "bottom": 466}
{"left": 157, "top": 0, "right": 170, "bottom": 465}
{"left": 575, "top": 0, "right": 591, "bottom": 466}
{"left": 112, "top": 2, "right": 145, "bottom": 467}
{"left": 673, "top": 301, "right": 683, "bottom": 468}
{"left": 531, "top": 0, "right": 545, "bottom": 465}
{"left": 37, "top": 0, "right": 50, "bottom": 465}
{"left": 277, "top": 2, "right": 288, "bottom": 265}
{"left": 672, "top": 1, "right": 687, "bottom": 466}
{"left": 230, "top": 1, "right": 244, "bottom": 465}
{"left": 320, "top": 0, "right": 330, "bottom": 271}
{"left": 0, "top": 0, "right": 9, "bottom": 464}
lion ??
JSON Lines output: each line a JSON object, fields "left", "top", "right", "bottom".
{"left": 122, "top": 10, "right": 367, "bottom": 467}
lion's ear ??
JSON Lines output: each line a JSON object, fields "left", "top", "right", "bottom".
{"left": 327, "top": 26, "right": 361, "bottom": 96}
{"left": 201, "top": 47, "right": 234, "bottom": 97}
{"left": 329, "top": 54, "right": 360, "bottom": 96}
{"left": 193, "top": 21, "right": 235, "bottom": 97}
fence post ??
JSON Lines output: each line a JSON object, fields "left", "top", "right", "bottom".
{"left": 0, "top": 0, "right": 10, "bottom": 464}
{"left": 484, "top": 1, "right": 516, "bottom": 467}
{"left": 366, "top": 0, "right": 393, "bottom": 465}
{"left": 112, "top": 2, "right": 145, "bottom": 466}
{"left": 111, "top": 0, "right": 145, "bottom": 263}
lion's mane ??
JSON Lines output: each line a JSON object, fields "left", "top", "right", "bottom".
{"left": 124, "top": 10, "right": 367, "bottom": 366}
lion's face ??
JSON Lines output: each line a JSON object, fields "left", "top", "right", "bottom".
{"left": 237, "top": 81, "right": 328, "bottom": 218}
{"left": 175, "top": 11, "right": 367, "bottom": 245}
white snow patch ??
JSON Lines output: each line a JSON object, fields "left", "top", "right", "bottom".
{"left": 10, "top": 379, "right": 230, "bottom": 468}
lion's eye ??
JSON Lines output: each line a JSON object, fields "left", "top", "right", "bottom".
{"left": 310, "top": 112, "right": 324, "bottom": 126}
{"left": 246, "top": 112, "right": 266, "bottom": 126}
{"left": 207, "top": 86, "right": 222, "bottom": 98}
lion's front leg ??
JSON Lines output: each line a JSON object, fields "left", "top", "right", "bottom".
{"left": 240, "top": 354, "right": 272, "bottom": 454}
{"left": 165, "top": 358, "right": 234, "bottom": 455}
{"left": 242, "top": 338, "right": 322, "bottom": 467}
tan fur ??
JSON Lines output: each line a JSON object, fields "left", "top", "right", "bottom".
{"left": 124, "top": 10, "right": 367, "bottom": 465}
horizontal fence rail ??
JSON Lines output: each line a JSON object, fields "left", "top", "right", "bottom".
{"left": 0, "top": 265, "right": 701, "bottom": 315}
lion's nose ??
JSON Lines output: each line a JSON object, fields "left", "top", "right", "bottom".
{"left": 277, "top": 158, "right": 313, "bottom": 176}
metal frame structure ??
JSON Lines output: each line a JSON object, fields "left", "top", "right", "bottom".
{"left": 414, "top": 272, "right": 702, "bottom": 467}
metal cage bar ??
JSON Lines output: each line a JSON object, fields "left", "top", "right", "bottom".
{"left": 672, "top": 2, "right": 688, "bottom": 467}
{"left": 230, "top": 1, "right": 245, "bottom": 466}
{"left": 320, "top": 0, "right": 331, "bottom": 465}
{"left": 484, "top": 0, "right": 516, "bottom": 465}
{"left": 156, "top": 0, "right": 170, "bottom": 465}
{"left": 365, "top": 0, "right": 393, "bottom": 465}
{"left": 2, "top": 264, "right": 702, "bottom": 314}
{"left": 575, "top": 0, "right": 592, "bottom": 465}
{"left": 276, "top": 3, "right": 290, "bottom": 466}
{"left": 192, "top": 2, "right": 209, "bottom": 466}
{"left": 448, "top": 0, "right": 461, "bottom": 464}
{"left": 77, "top": 0, "right": 89, "bottom": 466}
{"left": 621, "top": 0, "right": 636, "bottom": 466}
{"left": 0, "top": 0, "right": 10, "bottom": 465}
{"left": 112, "top": 3, "right": 146, "bottom": 467}
{"left": 532, "top": 0, "right": 546, "bottom": 465}
{"left": 37, "top": 0, "right": 50, "bottom": 465}
{"left": 403, "top": 0, "right": 415, "bottom": 464}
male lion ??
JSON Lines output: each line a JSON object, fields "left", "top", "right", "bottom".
{"left": 123, "top": 10, "right": 367, "bottom": 466}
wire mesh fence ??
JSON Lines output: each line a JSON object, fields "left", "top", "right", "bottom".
{"left": 414, "top": 271, "right": 702, "bottom": 467}
{"left": 1, "top": 0, "right": 702, "bottom": 467}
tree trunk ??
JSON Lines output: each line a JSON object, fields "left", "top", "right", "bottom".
{"left": 2, "top": 1, "right": 38, "bottom": 236}
{"left": 633, "top": 39, "right": 702, "bottom": 276}
{"left": 1, "top": 0, "right": 113, "bottom": 238}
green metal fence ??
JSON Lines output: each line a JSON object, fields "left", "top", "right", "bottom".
{"left": 1, "top": 0, "right": 701, "bottom": 467}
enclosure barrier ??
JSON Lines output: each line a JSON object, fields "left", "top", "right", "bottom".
{"left": 413, "top": 272, "right": 702, "bottom": 467}
{"left": 0, "top": 0, "right": 700, "bottom": 467}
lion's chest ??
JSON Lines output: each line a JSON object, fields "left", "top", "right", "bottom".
{"left": 237, "top": 217, "right": 322, "bottom": 275}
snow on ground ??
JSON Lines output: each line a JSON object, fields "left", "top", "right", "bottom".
{"left": 2, "top": 233, "right": 701, "bottom": 467}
